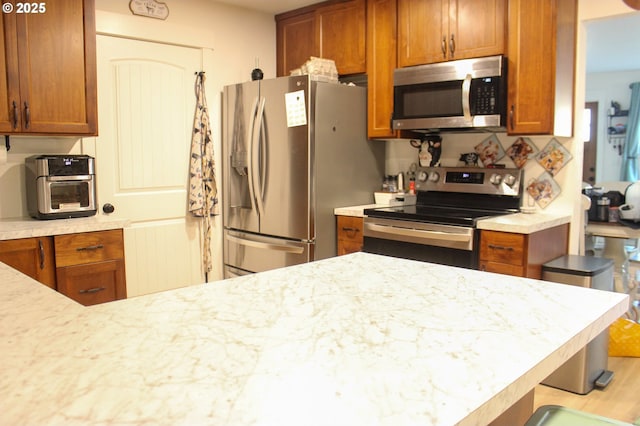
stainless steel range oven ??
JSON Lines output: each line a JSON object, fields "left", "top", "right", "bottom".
{"left": 363, "top": 166, "right": 523, "bottom": 269}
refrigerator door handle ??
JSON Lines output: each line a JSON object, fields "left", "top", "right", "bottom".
{"left": 258, "top": 104, "right": 267, "bottom": 203}
{"left": 251, "top": 96, "right": 266, "bottom": 217}
{"left": 246, "top": 97, "right": 259, "bottom": 214}
{"left": 226, "top": 234, "right": 305, "bottom": 254}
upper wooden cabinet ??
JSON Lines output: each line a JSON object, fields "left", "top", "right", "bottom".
{"left": 0, "top": 0, "right": 98, "bottom": 135}
{"left": 506, "top": 0, "right": 576, "bottom": 136}
{"left": 276, "top": 0, "right": 366, "bottom": 76}
{"left": 367, "top": 0, "right": 400, "bottom": 139}
{"left": 397, "top": 0, "right": 506, "bottom": 67}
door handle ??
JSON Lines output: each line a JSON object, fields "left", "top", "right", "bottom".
{"left": 11, "top": 101, "right": 18, "bottom": 129}
{"left": 24, "top": 101, "right": 30, "bottom": 129}
{"left": 461, "top": 74, "right": 472, "bottom": 124}
{"left": 251, "top": 97, "right": 266, "bottom": 218}
{"left": 38, "top": 240, "right": 45, "bottom": 270}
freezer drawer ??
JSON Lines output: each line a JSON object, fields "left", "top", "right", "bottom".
{"left": 224, "top": 229, "right": 312, "bottom": 273}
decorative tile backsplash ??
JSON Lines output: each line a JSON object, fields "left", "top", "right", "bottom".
{"left": 385, "top": 133, "right": 574, "bottom": 210}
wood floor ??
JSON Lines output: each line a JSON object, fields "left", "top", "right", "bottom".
{"left": 534, "top": 356, "right": 640, "bottom": 424}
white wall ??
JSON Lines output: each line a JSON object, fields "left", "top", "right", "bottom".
{"left": 586, "top": 70, "right": 640, "bottom": 183}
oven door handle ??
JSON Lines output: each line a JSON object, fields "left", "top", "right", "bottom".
{"left": 46, "top": 175, "right": 93, "bottom": 182}
{"left": 365, "top": 222, "right": 471, "bottom": 242}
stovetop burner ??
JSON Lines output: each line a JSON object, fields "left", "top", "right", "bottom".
{"left": 364, "top": 205, "right": 511, "bottom": 226}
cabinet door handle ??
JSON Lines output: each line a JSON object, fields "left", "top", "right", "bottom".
{"left": 11, "top": 101, "right": 18, "bottom": 129}
{"left": 24, "top": 101, "right": 30, "bottom": 129}
{"left": 510, "top": 105, "right": 515, "bottom": 130}
{"left": 441, "top": 35, "right": 447, "bottom": 57}
{"left": 341, "top": 227, "right": 360, "bottom": 232}
{"left": 449, "top": 34, "right": 455, "bottom": 57}
{"left": 38, "top": 240, "right": 45, "bottom": 270}
{"left": 488, "top": 244, "right": 514, "bottom": 251}
{"left": 79, "top": 287, "right": 106, "bottom": 294}
{"left": 76, "top": 244, "right": 104, "bottom": 251}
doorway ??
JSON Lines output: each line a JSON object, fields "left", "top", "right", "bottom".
{"left": 583, "top": 102, "right": 598, "bottom": 185}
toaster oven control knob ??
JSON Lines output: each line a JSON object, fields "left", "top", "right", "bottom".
{"left": 102, "top": 203, "right": 115, "bottom": 214}
{"left": 503, "top": 174, "right": 517, "bottom": 187}
{"left": 428, "top": 171, "right": 440, "bottom": 182}
{"left": 417, "top": 171, "right": 428, "bottom": 182}
{"left": 489, "top": 173, "right": 503, "bottom": 186}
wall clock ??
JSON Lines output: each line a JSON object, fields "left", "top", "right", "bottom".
{"left": 129, "top": 0, "right": 170, "bottom": 20}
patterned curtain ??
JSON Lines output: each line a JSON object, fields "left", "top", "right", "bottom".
{"left": 621, "top": 82, "right": 640, "bottom": 181}
{"left": 189, "top": 72, "right": 219, "bottom": 278}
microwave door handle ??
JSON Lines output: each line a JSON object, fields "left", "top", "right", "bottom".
{"left": 462, "top": 73, "right": 472, "bottom": 124}
{"left": 247, "top": 97, "right": 259, "bottom": 213}
{"left": 251, "top": 97, "right": 266, "bottom": 217}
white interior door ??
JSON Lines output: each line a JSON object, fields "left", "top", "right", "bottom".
{"left": 92, "top": 35, "right": 205, "bottom": 297}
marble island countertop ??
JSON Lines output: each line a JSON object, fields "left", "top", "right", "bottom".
{"left": 0, "top": 215, "right": 129, "bottom": 240}
{"left": 0, "top": 253, "right": 628, "bottom": 426}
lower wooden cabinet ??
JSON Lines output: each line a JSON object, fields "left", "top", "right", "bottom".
{"left": 0, "top": 236, "right": 56, "bottom": 288}
{"left": 337, "top": 215, "right": 364, "bottom": 256}
{"left": 54, "top": 229, "right": 126, "bottom": 306}
{"left": 479, "top": 224, "right": 569, "bottom": 279}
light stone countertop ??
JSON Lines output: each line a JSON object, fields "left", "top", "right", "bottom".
{"left": 476, "top": 212, "right": 572, "bottom": 234}
{"left": 0, "top": 215, "right": 129, "bottom": 240}
{"left": 0, "top": 252, "right": 628, "bottom": 426}
{"left": 334, "top": 204, "right": 379, "bottom": 217}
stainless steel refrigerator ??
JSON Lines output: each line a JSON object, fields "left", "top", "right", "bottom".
{"left": 222, "top": 75, "right": 384, "bottom": 277}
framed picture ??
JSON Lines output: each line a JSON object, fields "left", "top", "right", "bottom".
{"left": 526, "top": 172, "right": 561, "bottom": 209}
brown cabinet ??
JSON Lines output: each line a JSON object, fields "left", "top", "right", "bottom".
{"left": 367, "top": 0, "right": 401, "bottom": 139}
{"left": 336, "top": 215, "right": 364, "bottom": 256}
{"left": 54, "top": 229, "right": 126, "bottom": 306}
{"left": 0, "top": 0, "right": 97, "bottom": 135}
{"left": 0, "top": 237, "right": 56, "bottom": 288}
{"left": 397, "top": 0, "right": 506, "bottom": 67}
{"left": 506, "top": 0, "right": 576, "bottom": 136}
{"left": 276, "top": 0, "right": 366, "bottom": 76}
{"left": 479, "top": 224, "right": 569, "bottom": 279}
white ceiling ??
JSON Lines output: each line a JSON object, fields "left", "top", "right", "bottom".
{"left": 213, "top": 1, "right": 640, "bottom": 73}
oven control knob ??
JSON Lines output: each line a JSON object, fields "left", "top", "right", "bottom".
{"left": 489, "top": 173, "right": 503, "bottom": 186}
{"left": 417, "top": 171, "right": 428, "bottom": 182}
{"left": 503, "top": 174, "right": 517, "bottom": 187}
{"left": 428, "top": 172, "right": 440, "bottom": 182}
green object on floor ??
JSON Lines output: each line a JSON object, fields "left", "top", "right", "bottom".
{"left": 525, "top": 405, "right": 634, "bottom": 425}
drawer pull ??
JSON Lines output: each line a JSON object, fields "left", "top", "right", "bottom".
{"left": 79, "top": 287, "right": 106, "bottom": 294}
{"left": 341, "top": 227, "right": 360, "bottom": 232}
{"left": 488, "top": 244, "right": 514, "bottom": 251}
{"left": 76, "top": 244, "right": 104, "bottom": 252}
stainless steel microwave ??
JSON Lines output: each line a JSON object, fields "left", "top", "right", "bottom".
{"left": 392, "top": 55, "right": 506, "bottom": 132}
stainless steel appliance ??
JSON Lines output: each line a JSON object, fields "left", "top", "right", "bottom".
{"left": 392, "top": 55, "right": 507, "bottom": 132}
{"left": 25, "top": 155, "right": 97, "bottom": 220}
{"left": 541, "top": 255, "right": 614, "bottom": 394}
{"left": 363, "top": 166, "right": 522, "bottom": 269}
{"left": 222, "top": 75, "right": 384, "bottom": 277}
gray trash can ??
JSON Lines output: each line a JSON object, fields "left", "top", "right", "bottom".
{"left": 541, "top": 255, "right": 614, "bottom": 395}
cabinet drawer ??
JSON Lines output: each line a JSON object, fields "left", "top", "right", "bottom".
{"left": 337, "top": 216, "right": 364, "bottom": 243}
{"left": 54, "top": 229, "right": 124, "bottom": 267}
{"left": 56, "top": 259, "right": 125, "bottom": 306}
{"left": 480, "top": 231, "right": 525, "bottom": 265}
